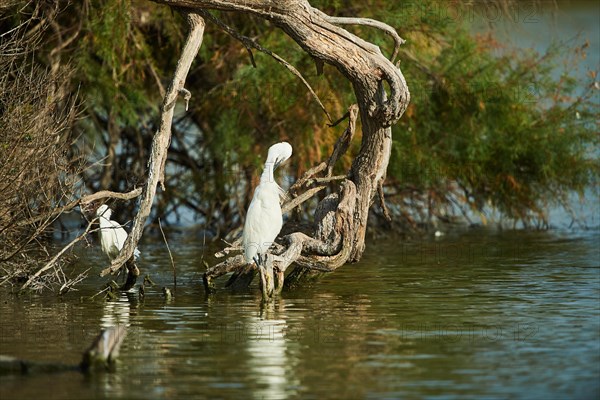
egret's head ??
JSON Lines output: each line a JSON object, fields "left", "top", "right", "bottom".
{"left": 96, "top": 204, "right": 111, "bottom": 218}
{"left": 266, "top": 142, "right": 293, "bottom": 169}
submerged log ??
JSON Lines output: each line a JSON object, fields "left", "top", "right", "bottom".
{"left": 80, "top": 325, "right": 128, "bottom": 373}
{"left": 0, "top": 325, "right": 127, "bottom": 375}
{"left": 0, "top": 355, "right": 77, "bottom": 375}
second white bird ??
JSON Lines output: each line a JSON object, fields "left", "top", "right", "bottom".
{"left": 96, "top": 204, "right": 140, "bottom": 262}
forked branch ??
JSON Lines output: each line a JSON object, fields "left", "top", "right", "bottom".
{"left": 317, "top": 12, "right": 405, "bottom": 63}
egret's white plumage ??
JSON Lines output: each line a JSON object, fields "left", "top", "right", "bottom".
{"left": 96, "top": 204, "right": 140, "bottom": 261}
{"left": 243, "top": 142, "right": 292, "bottom": 264}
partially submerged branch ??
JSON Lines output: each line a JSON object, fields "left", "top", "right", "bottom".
{"left": 80, "top": 325, "right": 127, "bottom": 373}
{"left": 101, "top": 11, "right": 206, "bottom": 278}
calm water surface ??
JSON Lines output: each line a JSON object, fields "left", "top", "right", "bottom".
{"left": 1, "top": 228, "right": 598, "bottom": 399}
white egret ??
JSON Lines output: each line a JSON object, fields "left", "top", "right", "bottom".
{"left": 243, "top": 142, "right": 292, "bottom": 267}
{"left": 96, "top": 204, "right": 140, "bottom": 262}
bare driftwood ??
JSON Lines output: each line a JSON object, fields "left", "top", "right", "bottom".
{"left": 100, "top": 11, "right": 206, "bottom": 279}
{"left": 0, "top": 325, "right": 127, "bottom": 375}
{"left": 104, "top": 0, "right": 410, "bottom": 298}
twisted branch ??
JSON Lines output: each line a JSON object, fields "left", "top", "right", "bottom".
{"left": 318, "top": 13, "right": 405, "bottom": 63}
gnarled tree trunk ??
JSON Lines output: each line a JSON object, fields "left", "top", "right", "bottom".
{"left": 106, "top": 0, "right": 410, "bottom": 297}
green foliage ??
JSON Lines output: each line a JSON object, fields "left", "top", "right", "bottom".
{"left": 76, "top": 0, "right": 159, "bottom": 126}
{"left": 385, "top": 5, "right": 598, "bottom": 226}
{"left": 3, "top": 0, "right": 596, "bottom": 231}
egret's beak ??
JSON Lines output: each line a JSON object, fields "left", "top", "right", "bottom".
{"left": 274, "top": 158, "right": 282, "bottom": 170}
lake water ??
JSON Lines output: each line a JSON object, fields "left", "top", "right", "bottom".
{"left": 1, "top": 227, "right": 599, "bottom": 399}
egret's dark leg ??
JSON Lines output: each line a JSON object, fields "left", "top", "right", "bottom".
{"left": 253, "top": 253, "right": 267, "bottom": 267}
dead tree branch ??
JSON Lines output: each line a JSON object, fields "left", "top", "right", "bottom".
{"left": 14, "top": 188, "right": 142, "bottom": 229}
{"left": 101, "top": 11, "right": 206, "bottom": 278}
{"left": 20, "top": 217, "right": 96, "bottom": 291}
{"left": 326, "top": 104, "right": 358, "bottom": 176}
{"left": 316, "top": 11, "right": 405, "bottom": 63}
{"left": 150, "top": 0, "right": 409, "bottom": 296}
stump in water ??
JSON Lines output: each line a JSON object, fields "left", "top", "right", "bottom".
{"left": 80, "top": 325, "right": 128, "bottom": 373}
{"left": 0, "top": 325, "right": 127, "bottom": 375}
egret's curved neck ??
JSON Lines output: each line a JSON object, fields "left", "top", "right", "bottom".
{"left": 260, "top": 161, "right": 276, "bottom": 184}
